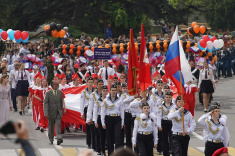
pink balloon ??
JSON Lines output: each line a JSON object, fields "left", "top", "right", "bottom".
{"left": 210, "top": 36, "right": 217, "bottom": 42}
{"left": 21, "top": 31, "right": 29, "bottom": 40}
{"left": 1, "top": 31, "right": 8, "bottom": 40}
{"left": 202, "top": 35, "right": 210, "bottom": 43}
{"left": 14, "top": 30, "right": 21, "bottom": 40}
{"left": 199, "top": 39, "right": 207, "bottom": 48}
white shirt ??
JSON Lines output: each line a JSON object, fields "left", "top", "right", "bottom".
{"left": 101, "top": 95, "right": 124, "bottom": 126}
{"left": 98, "top": 67, "right": 115, "bottom": 85}
{"left": 9, "top": 69, "right": 18, "bottom": 89}
{"left": 93, "top": 97, "right": 103, "bottom": 124}
{"left": 86, "top": 90, "right": 102, "bottom": 123}
{"left": 158, "top": 102, "right": 176, "bottom": 127}
{"left": 79, "top": 88, "right": 94, "bottom": 116}
{"left": 15, "top": 70, "right": 31, "bottom": 84}
{"left": 132, "top": 113, "right": 158, "bottom": 144}
{"left": 130, "top": 98, "right": 143, "bottom": 117}
{"left": 168, "top": 108, "right": 196, "bottom": 134}
{"left": 122, "top": 93, "right": 134, "bottom": 111}
{"left": 198, "top": 68, "right": 215, "bottom": 88}
{"left": 59, "top": 84, "right": 70, "bottom": 90}
{"left": 198, "top": 113, "right": 230, "bottom": 147}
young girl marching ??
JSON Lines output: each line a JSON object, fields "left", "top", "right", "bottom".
{"left": 34, "top": 76, "right": 50, "bottom": 132}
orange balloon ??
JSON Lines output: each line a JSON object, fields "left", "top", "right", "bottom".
{"left": 62, "top": 49, "right": 67, "bottom": 54}
{"left": 163, "top": 40, "right": 167, "bottom": 44}
{"left": 191, "top": 22, "right": 198, "bottom": 27}
{"left": 149, "top": 42, "right": 153, "bottom": 45}
{"left": 186, "top": 44, "right": 191, "bottom": 49}
{"left": 44, "top": 25, "right": 50, "bottom": 31}
{"left": 70, "top": 44, "right": 75, "bottom": 49}
{"left": 156, "top": 44, "right": 160, "bottom": 49}
{"left": 91, "top": 47, "right": 94, "bottom": 52}
{"left": 204, "top": 56, "right": 208, "bottom": 60}
{"left": 210, "top": 61, "right": 214, "bottom": 65}
{"left": 187, "top": 41, "right": 191, "bottom": 45}
{"left": 185, "top": 49, "right": 189, "bottom": 53}
{"left": 120, "top": 47, "right": 124, "bottom": 52}
{"left": 120, "top": 43, "right": 124, "bottom": 47}
{"left": 84, "top": 46, "right": 89, "bottom": 51}
{"left": 187, "top": 28, "right": 192, "bottom": 35}
{"left": 105, "top": 44, "right": 109, "bottom": 48}
{"left": 150, "top": 49, "right": 154, "bottom": 53}
{"left": 181, "top": 40, "right": 183, "bottom": 45}
{"left": 98, "top": 46, "right": 102, "bottom": 48}
{"left": 195, "top": 43, "right": 198, "bottom": 47}
{"left": 193, "top": 25, "right": 200, "bottom": 34}
{"left": 163, "top": 43, "right": 168, "bottom": 48}
{"left": 156, "top": 40, "right": 160, "bottom": 44}
{"left": 207, "top": 52, "right": 212, "bottom": 57}
{"left": 77, "top": 51, "right": 81, "bottom": 56}
{"left": 149, "top": 45, "right": 153, "bottom": 50}
{"left": 69, "top": 49, "right": 73, "bottom": 55}
{"left": 51, "top": 30, "right": 58, "bottom": 38}
{"left": 62, "top": 44, "right": 67, "bottom": 49}
{"left": 59, "top": 30, "right": 66, "bottom": 38}
{"left": 127, "top": 46, "right": 129, "bottom": 51}
{"left": 112, "top": 44, "right": 116, "bottom": 48}
{"left": 77, "top": 46, "right": 82, "bottom": 51}
{"left": 127, "top": 42, "right": 129, "bottom": 46}
{"left": 112, "top": 48, "right": 117, "bottom": 54}
{"left": 200, "top": 26, "right": 206, "bottom": 34}
{"left": 213, "top": 55, "right": 218, "bottom": 62}
{"left": 164, "top": 47, "right": 168, "bottom": 52}
{"left": 135, "top": 46, "right": 139, "bottom": 51}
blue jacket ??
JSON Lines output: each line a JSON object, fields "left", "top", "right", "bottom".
{"left": 105, "top": 27, "right": 112, "bottom": 39}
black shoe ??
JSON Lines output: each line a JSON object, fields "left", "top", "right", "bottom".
{"left": 65, "top": 127, "right": 70, "bottom": 132}
{"left": 223, "top": 76, "right": 227, "bottom": 78}
{"left": 88, "top": 145, "right": 91, "bottom": 149}
{"left": 97, "top": 151, "right": 102, "bottom": 155}
{"left": 19, "top": 111, "right": 22, "bottom": 115}
{"left": 61, "top": 130, "right": 65, "bottom": 134}
{"left": 204, "top": 109, "right": 208, "bottom": 113}
{"left": 27, "top": 106, "right": 30, "bottom": 109}
{"left": 49, "top": 141, "right": 53, "bottom": 145}
{"left": 74, "top": 128, "right": 79, "bottom": 132}
{"left": 57, "top": 138, "right": 63, "bottom": 145}
{"left": 35, "top": 127, "right": 40, "bottom": 130}
{"left": 40, "top": 128, "right": 44, "bottom": 132}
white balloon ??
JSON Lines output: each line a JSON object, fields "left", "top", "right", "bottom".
{"left": 12, "top": 39, "right": 16, "bottom": 43}
{"left": 213, "top": 40, "right": 220, "bottom": 49}
{"left": 207, "top": 41, "right": 213, "bottom": 50}
{"left": 219, "top": 39, "right": 224, "bottom": 48}
{"left": 7, "top": 29, "right": 12, "bottom": 33}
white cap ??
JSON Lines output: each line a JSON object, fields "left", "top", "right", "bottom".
{"left": 63, "top": 27, "right": 68, "bottom": 30}
{"left": 58, "top": 64, "right": 63, "bottom": 69}
{"left": 2, "top": 58, "right": 7, "bottom": 61}
{"left": 157, "top": 64, "right": 161, "bottom": 68}
{"left": 33, "top": 65, "right": 38, "bottom": 69}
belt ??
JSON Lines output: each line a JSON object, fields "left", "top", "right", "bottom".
{"left": 125, "top": 110, "right": 131, "bottom": 113}
{"left": 207, "top": 139, "right": 222, "bottom": 143}
{"left": 173, "top": 132, "right": 184, "bottom": 136}
{"left": 138, "top": 131, "right": 153, "bottom": 135}
{"left": 107, "top": 114, "right": 120, "bottom": 117}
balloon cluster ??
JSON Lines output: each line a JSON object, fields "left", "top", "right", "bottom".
{"left": 187, "top": 22, "right": 207, "bottom": 36}
{"left": 197, "top": 35, "right": 224, "bottom": 52}
{"left": 44, "top": 22, "right": 66, "bottom": 38}
{"left": 0, "top": 29, "right": 29, "bottom": 43}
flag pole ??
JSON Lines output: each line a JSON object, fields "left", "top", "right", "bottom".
{"left": 179, "top": 70, "right": 185, "bottom": 131}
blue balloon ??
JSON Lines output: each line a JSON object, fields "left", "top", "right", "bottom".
{"left": 0, "top": 29, "right": 3, "bottom": 39}
{"left": 22, "top": 36, "right": 29, "bottom": 43}
{"left": 8, "top": 30, "right": 15, "bottom": 40}
{"left": 198, "top": 42, "right": 205, "bottom": 51}
{"left": 206, "top": 48, "right": 213, "bottom": 52}
{"left": 209, "top": 35, "right": 212, "bottom": 39}
{"left": 16, "top": 38, "right": 22, "bottom": 43}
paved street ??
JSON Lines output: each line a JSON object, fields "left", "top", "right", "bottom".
{"left": 0, "top": 77, "right": 235, "bottom": 156}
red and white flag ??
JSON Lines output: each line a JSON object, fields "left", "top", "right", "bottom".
{"left": 139, "top": 24, "right": 152, "bottom": 91}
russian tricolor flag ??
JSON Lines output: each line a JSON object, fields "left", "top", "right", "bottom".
{"left": 165, "top": 26, "right": 192, "bottom": 94}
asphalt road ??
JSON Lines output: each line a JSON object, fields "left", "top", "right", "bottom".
{"left": 0, "top": 76, "right": 235, "bottom": 156}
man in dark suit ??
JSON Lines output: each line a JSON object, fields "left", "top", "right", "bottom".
{"left": 44, "top": 80, "right": 65, "bottom": 145}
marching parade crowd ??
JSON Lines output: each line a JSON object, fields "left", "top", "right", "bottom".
{"left": 0, "top": 25, "right": 232, "bottom": 156}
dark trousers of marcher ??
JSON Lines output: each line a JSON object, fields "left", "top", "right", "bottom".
{"left": 161, "top": 120, "right": 173, "bottom": 156}
{"left": 137, "top": 134, "right": 154, "bottom": 156}
{"left": 172, "top": 134, "right": 190, "bottom": 156}
{"left": 94, "top": 119, "right": 101, "bottom": 152}
{"left": 97, "top": 115, "right": 106, "bottom": 153}
{"left": 84, "top": 107, "right": 91, "bottom": 147}
{"left": 125, "top": 112, "right": 132, "bottom": 149}
{"left": 132, "top": 116, "right": 139, "bottom": 154}
{"left": 11, "top": 88, "right": 17, "bottom": 111}
{"left": 204, "top": 141, "right": 224, "bottom": 156}
{"left": 105, "top": 115, "right": 123, "bottom": 155}
{"left": 90, "top": 123, "right": 96, "bottom": 150}
{"left": 157, "top": 131, "right": 163, "bottom": 153}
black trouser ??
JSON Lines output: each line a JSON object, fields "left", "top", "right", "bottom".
{"left": 161, "top": 120, "right": 173, "bottom": 156}
{"left": 172, "top": 134, "right": 190, "bottom": 156}
{"left": 105, "top": 115, "right": 123, "bottom": 155}
{"left": 137, "top": 133, "right": 154, "bottom": 156}
{"left": 94, "top": 122, "right": 101, "bottom": 152}
{"left": 11, "top": 88, "right": 17, "bottom": 111}
{"left": 132, "top": 116, "right": 139, "bottom": 154}
{"left": 97, "top": 115, "right": 106, "bottom": 153}
{"left": 205, "top": 141, "right": 224, "bottom": 156}
{"left": 157, "top": 131, "right": 163, "bottom": 152}
{"left": 125, "top": 112, "right": 132, "bottom": 149}
{"left": 84, "top": 107, "right": 91, "bottom": 147}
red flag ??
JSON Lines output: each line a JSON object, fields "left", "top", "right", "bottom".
{"left": 139, "top": 24, "right": 152, "bottom": 91}
{"left": 128, "top": 29, "right": 139, "bottom": 95}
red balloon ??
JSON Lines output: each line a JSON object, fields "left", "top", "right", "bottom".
{"left": 1, "top": 31, "right": 8, "bottom": 40}
{"left": 199, "top": 39, "right": 207, "bottom": 48}
{"left": 210, "top": 36, "right": 217, "bottom": 42}
{"left": 202, "top": 35, "right": 210, "bottom": 43}
{"left": 21, "top": 31, "right": 29, "bottom": 40}
{"left": 14, "top": 30, "right": 21, "bottom": 40}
